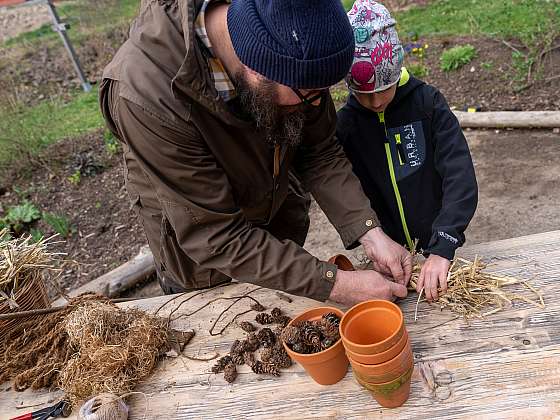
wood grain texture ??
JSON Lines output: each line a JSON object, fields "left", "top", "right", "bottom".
{"left": 454, "top": 110, "right": 560, "bottom": 128}
{"left": 2, "top": 230, "right": 559, "bottom": 419}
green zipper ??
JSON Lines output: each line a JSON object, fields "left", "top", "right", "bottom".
{"left": 378, "top": 111, "right": 414, "bottom": 250}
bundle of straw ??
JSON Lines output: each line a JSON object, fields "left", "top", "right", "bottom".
{"left": 410, "top": 255, "right": 545, "bottom": 320}
{"left": 0, "top": 228, "right": 60, "bottom": 309}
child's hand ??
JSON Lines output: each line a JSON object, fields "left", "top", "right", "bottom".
{"left": 417, "top": 254, "right": 451, "bottom": 302}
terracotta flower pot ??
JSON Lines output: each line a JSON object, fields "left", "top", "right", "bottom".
{"left": 327, "top": 254, "right": 355, "bottom": 271}
{"left": 345, "top": 329, "right": 408, "bottom": 365}
{"left": 348, "top": 337, "right": 413, "bottom": 384}
{"left": 340, "top": 300, "right": 404, "bottom": 355}
{"left": 282, "top": 306, "right": 349, "bottom": 385}
{"left": 355, "top": 364, "right": 414, "bottom": 408}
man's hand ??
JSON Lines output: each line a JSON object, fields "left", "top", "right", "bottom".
{"left": 328, "top": 269, "right": 408, "bottom": 306}
{"left": 416, "top": 254, "right": 451, "bottom": 302}
{"left": 359, "top": 227, "right": 413, "bottom": 286}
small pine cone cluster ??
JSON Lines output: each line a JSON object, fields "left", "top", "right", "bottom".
{"left": 271, "top": 307, "right": 282, "bottom": 319}
{"left": 282, "top": 313, "right": 341, "bottom": 355}
{"left": 269, "top": 343, "right": 293, "bottom": 369}
{"left": 223, "top": 363, "right": 237, "bottom": 383}
{"left": 251, "top": 360, "right": 280, "bottom": 377}
{"left": 257, "top": 327, "right": 276, "bottom": 348}
{"left": 260, "top": 347, "right": 274, "bottom": 363}
{"left": 239, "top": 321, "right": 256, "bottom": 332}
{"left": 255, "top": 312, "right": 274, "bottom": 325}
{"left": 211, "top": 355, "right": 233, "bottom": 373}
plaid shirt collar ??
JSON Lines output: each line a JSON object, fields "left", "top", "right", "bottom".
{"left": 194, "top": 0, "right": 236, "bottom": 102}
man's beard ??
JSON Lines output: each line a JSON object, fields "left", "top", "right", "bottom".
{"left": 233, "top": 71, "right": 305, "bottom": 148}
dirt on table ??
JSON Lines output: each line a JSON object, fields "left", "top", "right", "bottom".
{"left": 1, "top": 128, "right": 559, "bottom": 298}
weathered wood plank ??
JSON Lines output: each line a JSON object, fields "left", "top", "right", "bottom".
{"left": 1, "top": 230, "right": 560, "bottom": 419}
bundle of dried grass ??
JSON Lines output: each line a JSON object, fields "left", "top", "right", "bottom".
{"left": 0, "top": 294, "right": 186, "bottom": 408}
{"left": 410, "top": 255, "right": 545, "bottom": 320}
{"left": 0, "top": 228, "right": 59, "bottom": 309}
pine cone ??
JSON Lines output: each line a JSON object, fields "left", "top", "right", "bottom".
{"left": 212, "top": 355, "right": 233, "bottom": 373}
{"left": 301, "top": 323, "right": 321, "bottom": 348}
{"left": 321, "top": 338, "right": 335, "bottom": 350}
{"left": 257, "top": 328, "right": 276, "bottom": 348}
{"left": 255, "top": 312, "right": 274, "bottom": 325}
{"left": 322, "top": 312, "right": 341, "bottom": 327}
{"left": 243, "top": 351, "right": 256, "bottom": 367}
{"left": 251, "top": 302, "right": 266, "bottom": 312}
{"left": 291, "top": 342, "right": 312, "bottom": 354}
{"left": 274, "top": 315, "right": 292, "bottom": 327}
{"left": 271, "top": 307, "right": 282, "bottom": 318}
{"left": 245, "top": 333, "right": 260, "bottom": 352}
{"left": 239, "top": 321, "right": 256, "bottom": 332}
{"left": 270, "top": 344, "right": 293, "bottom": 369}
{"left": 260, "top": 347, "right": 274, "bottom": 363}
{"left": 230, "top": 339, "right": 245, "bottom": 355}
{"left": 224, "top": 363, "right": 237, "bottom": 383}
{"left": 252, "top": 361, "right": 280, "bottom": 376}
{"left": 318, "top": 319, "right": 340, "bottom": 342}
{"left": 231, "top": 352, "right": 245, "bottom": 365}
{"left": 280, "top": 325, "right": 300, "bottom": 345}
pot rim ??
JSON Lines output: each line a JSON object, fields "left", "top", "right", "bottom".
{"left": 340, "top": 300, "right": 404, "bottom": 351}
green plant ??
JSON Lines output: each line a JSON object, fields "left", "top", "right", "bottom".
{"left": 440, "top": 45, "right": 477, "bottom": 71}
{"left": 103, "top": 130, "right": 121, "bottom": 155}
{"left": 481, "top": 62, "right": 494, "bottom": 70}
{"left": 30, "top": 228, "right": 45, "bottom": 242}
{"left": 407, "top": 63, "right": 428, "bottom": 78}
{"left": 330, "top": 87, "right": 349, "bottom": 107}
{"left": 68, "top": 170, "right": 82, "bottom": 185}
{"left": 43, "top": 212, "right": 74, "bottom": 238}
{"left": 1, "top": 201, "right": 41, "bottom": 234}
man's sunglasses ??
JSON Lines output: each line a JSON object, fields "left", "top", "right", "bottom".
{"left": 291, "top": 88, "right": 328, "bottom": 106}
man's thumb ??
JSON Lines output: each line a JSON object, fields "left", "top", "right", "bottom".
{"left": 391, "top": 281, "right": 408, "bottom": 298}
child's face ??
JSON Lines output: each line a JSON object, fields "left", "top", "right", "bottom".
{"left": 353, "top": 84, "right": 397, "bottom": 113}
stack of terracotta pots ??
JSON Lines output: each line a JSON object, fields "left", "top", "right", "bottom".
{"left": 340, "top": 300, "right": 413, "bottom": 408}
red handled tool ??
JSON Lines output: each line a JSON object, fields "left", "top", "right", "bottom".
{"left": 10, "top": 400, "right": 71, "bottom": 420}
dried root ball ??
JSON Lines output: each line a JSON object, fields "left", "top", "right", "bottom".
{"left": 239, "top": 321, "right": 256, "bottom": 333}
{"left": 212, "top": 355, "right": 233, "bottom": 373}
{"left": 255, "top": 312, "right": 274, "bottom": 325}
{"left": 224, "top": 363, "right": 237, "bottom": 383}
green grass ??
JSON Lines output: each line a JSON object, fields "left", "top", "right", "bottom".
{"left": 0, "top": 87, "right": 104, "bottom": 167}
{"left": 440, "top": 44, "right": 477, "bottom": 71}
{"left": 396, "top": 0, "right": 559, "bottom": 47}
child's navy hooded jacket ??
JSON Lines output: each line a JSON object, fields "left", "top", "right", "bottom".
{"left": 337, "top": 70, "right": 478, "bottom": 260}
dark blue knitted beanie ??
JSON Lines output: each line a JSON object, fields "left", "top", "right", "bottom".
{"left": 227, "top": 0, "right": 355, "bottom": 89}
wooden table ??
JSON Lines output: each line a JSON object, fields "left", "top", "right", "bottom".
{"left": 2, "top": 230, "right": 560, "bottom": 419}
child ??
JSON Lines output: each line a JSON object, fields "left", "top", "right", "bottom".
{"left": 337, "top": 0, "right": 478, "bottom": 302}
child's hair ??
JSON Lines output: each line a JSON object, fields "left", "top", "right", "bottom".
{"left": 346, "top": 0, "right": 404, "bottom": 93}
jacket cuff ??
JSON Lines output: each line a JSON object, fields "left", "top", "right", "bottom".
{"left": 310, "top": 261, "right": 338, "bottom": 302}
{"left": 339, "top": 211, "right": 380, "bottom": 250}
{"left": 425, "top": 234, "right": 457, "bottom": 261}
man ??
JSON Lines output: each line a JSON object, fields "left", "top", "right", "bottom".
{"left": 99, "top": 0, "right": 412, "bottom": 306}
